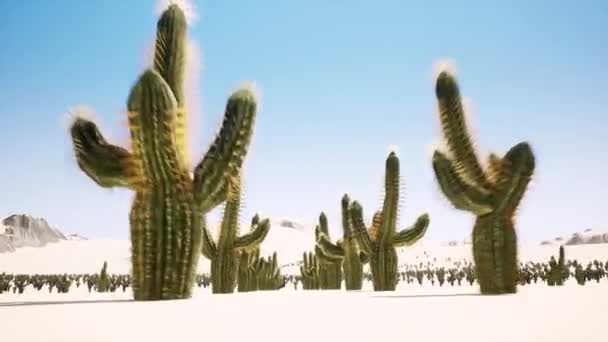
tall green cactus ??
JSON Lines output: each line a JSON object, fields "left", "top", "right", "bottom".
{"left": 300, "top": 251, "right": 320, "bottom": 290}
{"left": 315, "top": 195, "right": 365, "bottom": 290}
{"left": 431, "top": 70, "right": 535, "bottom": 294}
{"left": 350, "top": 152, "right": 430, "bottom": 291}
{"left": 201, "top": 176, "right": 271, "bottom": 294}
{"left": 68, "top": 4, "right": 259, "bottom": 300}
{"left": 255, "top": 252, "right": 285, "bottom": 290}
{"left": 548, "top": 245, "right": 566, "bottom": 286}
{"left": 313, "top": 213, "right": 343, "bottom": 289}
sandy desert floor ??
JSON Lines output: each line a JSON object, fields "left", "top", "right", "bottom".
{"left": 1, "top": 240, "right": 608, "bottom": 341}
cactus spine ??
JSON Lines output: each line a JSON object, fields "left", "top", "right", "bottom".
{"left": 202, "top": 176, "right": 271, "bottom": 294}
{"left": 431, "top": 70, "right": 536, "bottom": 294}
{"left": 68, "top": 4, "right": 258, "bottom": 300}
{"left": 350, "top": 152, "right": 430, "bottom": 291}
{"left": 315, "top": 195, "right": 365, "bottom": 290}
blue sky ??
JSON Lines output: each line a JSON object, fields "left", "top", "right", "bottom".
{"left": 1, "top": 0, "right": 606, "bottom": 243}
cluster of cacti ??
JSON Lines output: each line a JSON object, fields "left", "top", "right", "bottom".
{"left": 431, "top": 70, "right": 536, "bottom": 294}
{"left": 300, "top": 252, "right": 320, "bottom": 289}
{"left": 0, "top": 271, "right": 132, "bottom": 294}
{"left": 68, "top": 3, "right": 258, "bottom": 301}
{"left": 254, "top": 252, "right": 286, "bottom": 290}
{"left": 315, "top": 196, "right": 365, "bottom": 290}
{"left": 349, "top": 152, "right": 430, "bottom": 291}
{"left": 201, "top": 176, "right": 271, "bottom": 294}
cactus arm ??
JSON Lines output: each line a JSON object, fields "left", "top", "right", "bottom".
{"left": 432, "top": 151, "right": 494, "bottom": 215}
{"left": 435, "top": 71, "right": 491, "bottom": 189}
{"left": 349, "top": 201, "right": 375, "bottom": 255}
{"left": 234, "top": 219, "right": 271, "bottom": 252}
{"left": 201, "top": 222, "right": 216, "bottom": 259}
{"left": 153, "top": 4, "right": 189, "bottom": 168}
{"left": 318, "top": 212, "right": 330, "bottom": 236}
{"left": 193, "top": 88, "right": 257, "bottom": 213}
{"left": 315, "top": 245, "right": 344, "bottom": 263}
{"left": 494, "top": 142, "right": 535, "bottom": 214}
{"left": 316, "top": 234, "right": 345, "bottom": 258}
{"left": 381, "top": 152, "right": 400, "bottom": 237}
{"left": 70, "top": 118, "right": 136, "bottom": 189}
{"left": 393, "top": 213, "right": 430, "bottom": 247}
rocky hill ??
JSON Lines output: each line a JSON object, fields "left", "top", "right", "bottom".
{"left": 0, "top": 214, "right": 71, "bottom": 253}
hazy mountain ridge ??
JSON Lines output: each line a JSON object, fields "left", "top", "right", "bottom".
{"left": 541, "top": 228, "right": 608, "bottom": 246}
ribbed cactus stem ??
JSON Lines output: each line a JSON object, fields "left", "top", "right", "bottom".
{"left": 431, "top": 70, "right": 535, "bottom": 294}
{"left": 350, "top": 152, "right": 429, "bottom": 291}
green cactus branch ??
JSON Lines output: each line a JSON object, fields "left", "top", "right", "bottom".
{"left": 234, "top": 219, "right": 271, "bottom": 252}
{"left": 392, "top": 213, "right": 430, "bottom": 247}
{"left": 316, "top": 234, "right": 345, "bottom": 258}
{"left": 349, "top": 202, "right": 376, "bottom": 256}
{"left": 431, "top": 70, "right": 535, "bottom": 295}
{"left": 435, "top": 72, "right": 491, "bottom": 190}
{"left": 193, "top": 89, "right": 257, "bottom": 214}
{"left": 70, "top": 119, "right": 136, "bottom": 189}
{"left": 432, "top": 151, "right": 493, "bottom": 215}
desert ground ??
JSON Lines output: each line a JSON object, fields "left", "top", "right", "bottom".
{"left": 1, "top": 239, "right": 607, "bottom": 342}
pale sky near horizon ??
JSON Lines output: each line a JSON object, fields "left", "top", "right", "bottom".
{"left": 1, "top": 0, "right": 606, "bottom": 244}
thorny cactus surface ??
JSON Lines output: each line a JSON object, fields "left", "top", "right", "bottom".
{"left": 350, "top": 152, "right": 430, "bottom": 291}
{"left": 431, "top": 70, "right": 535, "bottom": 294}
{"left": 69, "top": 4, "right": 259, "bottom": 300}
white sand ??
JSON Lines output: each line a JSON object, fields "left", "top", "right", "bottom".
{"left": 1, "top": 240, "right": 607, "bottom": 341}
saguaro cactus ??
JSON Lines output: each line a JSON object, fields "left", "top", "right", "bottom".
{"left": 315, "top": 195, "right": 365, "bottom": 290}
{"left": 431, "top": 70, "right": 535, "bottom": 294}
{"left": 548, "top": 245, "right": 566, "bottom": 286}
{"left": 68, "top": 4, "right": 259, "bottom": 300}
{"left": 202, "top": 176, "right": 271, "bottom": 294}
{"left": 313, "top": 213, "right": 343, "bottom": 289}
{"left": 350, "top": 152, "right": 430, "bottom": 291}
{"left": 300, "top": 251, "right": 320, "bottom": 289}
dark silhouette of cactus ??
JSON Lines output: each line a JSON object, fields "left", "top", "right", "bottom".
{"left": 315, "top": 195, "right": 366, "bottom": 290}
{"left": 97, "top": 261, "right": 111, "bottom": 293}
{"left": 349, "top": 152, "right": 429, "bottom": 291}
{"left": 202, "top": 176, "right": 271, "bottom": 294}
{"left": 313, "top": 213, "right": 343, "bottom": 290}
{"left": 431, "top": 70, "right": 535, "bottom": 294}
{"left": 300, "top": 251, "right": 320, "bottom": 289}
{"left": 68, "top": 4, "right": 259, "bottom": 300}
{"left": 547, "top": 245, "right": 566, "bottom": 286}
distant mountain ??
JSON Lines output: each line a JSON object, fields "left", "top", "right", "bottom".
{"left": 540, "top": 229, "right": 608, "bottom": 246}
{"left": 0, "top": 214, "right": 83, "bottom": 253}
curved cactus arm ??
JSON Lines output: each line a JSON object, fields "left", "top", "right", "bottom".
{"left": 234, "top": 219, "right": 271, "bottom": 252}
{"left": 193, "top": 88, "right": 258, "bottom": 213}
{"left": 435, "top": 71, "right": 491, "bottom": 190}
{"left": 315, "top": 245, "right": 343, "bottom": 263}
{"left": 432, "top": 151, "right": 494, "bottom": 215}
{"left": 70, "top": 118, "right": 136, "bottom": 189}
{"left": 393, "top": 213, "right": 430, "bottom": 247}
{"left": 494, "top": 142, "right": 535, "bottom": 214}
{"left": 316, "top": 234, "right": 344, "bottom": 258}
{"left": 201, "top": 221, "right": 217, "bottom": 259}
{"left": 349, "top": 201, "right": 375, "bottom": 255}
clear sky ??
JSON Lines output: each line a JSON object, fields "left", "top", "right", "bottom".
{"left": 1, "top": 0, "right": 606, "bottom": 243}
